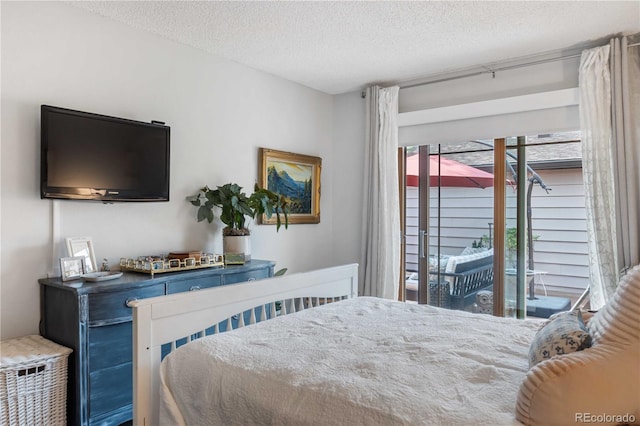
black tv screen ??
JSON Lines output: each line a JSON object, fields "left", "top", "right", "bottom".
{"left": 41, "top": 105, "right": 170, "bottom": 202}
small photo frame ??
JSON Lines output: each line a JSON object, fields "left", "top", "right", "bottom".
{"left": 66, "top": 237, "right": 97, "bottom": 273}
{"left": 60, "top": 256, "right": 85, "bottom": 281}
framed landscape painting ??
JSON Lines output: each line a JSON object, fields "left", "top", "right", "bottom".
{"left": 259, "top": 148, "right": 321, "bottom": 224}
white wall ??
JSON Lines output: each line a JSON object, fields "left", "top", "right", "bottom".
{"left": 0, "top": 2, "right": 345, "bottom": 339}
{"left": 331, "top": 91, "right": 366, "bottom": 265}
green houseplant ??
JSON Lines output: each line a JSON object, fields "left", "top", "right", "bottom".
{"left": 188, "top": 183, "right": 289, "bottom": 264}
{"left": 480, "top": 227, "right": 539, "bottom": 269}
{"left": 504, "top": 227, "right": 540, "bottom": 269}
{"left": 484, "top": 227, "right": 540, "bottom": 310}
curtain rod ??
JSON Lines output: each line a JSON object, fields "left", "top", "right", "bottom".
{"left": 396, "top": 33, "right": 640, "bottom": 90}
{"left": 399, "top": 53, "right": 582, "bottom": 90}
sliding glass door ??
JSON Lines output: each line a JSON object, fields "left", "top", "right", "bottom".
{"left": 504, "top": 132, "right": 586, "bottom": 318}
{"left": 404, "top": 141, "right": 497, "bottom": 310}
{"left": 403, "top": 132, "right": 586, "bottom": 318}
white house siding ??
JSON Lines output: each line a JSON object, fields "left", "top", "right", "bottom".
{"left": 405, "top": 168, "right": 588, "bottom": 298}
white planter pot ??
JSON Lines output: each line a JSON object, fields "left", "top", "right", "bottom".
{"left": 223, "top": 235, "right": 251, "bottom": 264}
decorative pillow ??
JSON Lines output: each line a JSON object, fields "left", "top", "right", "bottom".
{"left": 528, "top": 310, "right": 592, "bottom": 368}
{"left": 444, "top": 248, "right": 493, "bottom": 273}
{"left": 518, "top": 266, "right": 640, "bottom": 425}
{"left": 428, "top": 254, "right": 450, "bottom": 272}
{"left": 517, "top": 342, "right": 640, "bottom": 426}
{"left": 460, "top": 246, "right": 489, "bottom": 256}
{"left": 587, "top": 264, "right": 640, "bottom": 344}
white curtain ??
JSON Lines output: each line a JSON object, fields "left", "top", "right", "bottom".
{"left": 360, "top": 85, "right": 401, "bottom": 299}
{"left": 579, "top": 35, "right": 640, "bottom": 309}
{"left": 611, "top": 36, "right": 640, "bottom": 274}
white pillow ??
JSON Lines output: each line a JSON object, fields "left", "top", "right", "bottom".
{"left": 516, "top": 264, "right": 640, "bottom": 426}
{"left": 460, "top": 246, "right": 489, "bottom": 256}
{"left": 444, "top": 248, "right": 493, "bottom": 273}
{"left": 588, "top": 264, "right": 640, "bottom": 344}
{"left": 517, "top": 342, "right": 640, "bottom": 426}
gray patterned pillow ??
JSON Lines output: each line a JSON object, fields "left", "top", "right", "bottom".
{"left": 528, "top": 310, "right": 592, "bottom": 368}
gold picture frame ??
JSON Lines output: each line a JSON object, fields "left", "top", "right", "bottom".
{"left": 259, "top": 148, "right": 321, "bottom": 224}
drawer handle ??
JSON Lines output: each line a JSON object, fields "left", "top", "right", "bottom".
{"left": 125, "top": 297, "right": 139, "bottom": 307}
{"left": 189, "top": 285, "right": 201, "bottom": 291}
{"left": 247, "top": 277, "right": 256, "bottom": 282}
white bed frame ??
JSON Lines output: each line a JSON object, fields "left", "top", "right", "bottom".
{"left": 129, "top": 263, "right": 358, "bottom": 426}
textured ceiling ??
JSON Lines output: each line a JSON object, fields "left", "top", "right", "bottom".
{"left": 73, "top": 1, "right": 640, "bottom": 95}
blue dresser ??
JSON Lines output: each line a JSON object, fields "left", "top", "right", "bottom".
{"left": 39, "top": 260, "right": 274, "bottom": 426}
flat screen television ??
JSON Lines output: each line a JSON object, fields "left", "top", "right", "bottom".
{"left": 41, "top": 105, "right": 170, "bottom": 202}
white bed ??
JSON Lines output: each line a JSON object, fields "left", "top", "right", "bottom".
{"left": 130, "top": 263, "right": 546, "bottom": 425}
{"left": 132, "top": 262, "right": 640, "bottom": 425}
{"left": 160, "top": 297, "right": 539, "bottom": 425}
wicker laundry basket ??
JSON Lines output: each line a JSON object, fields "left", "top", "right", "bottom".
{"left": 0, "top": 335, "right": 72, "bottom": 426}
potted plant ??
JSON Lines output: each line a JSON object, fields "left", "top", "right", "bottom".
{"left": 480, "top": 227, "right": 540, "bottom": 310}
{"left": 481, "top": 227, "right": 539, "bottom": 269}
{"left": 501, "top": 227, "right": 541, "bottom": 309}
{"left": 503, "top": 227, "right": 541, "bottom": 270}
{"left": 188, "top": 183, "right": 289, "bottom": 264}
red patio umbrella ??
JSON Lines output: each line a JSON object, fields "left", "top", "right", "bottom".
{"left": 406, "top": 154, "right": 494, "bottom": 188}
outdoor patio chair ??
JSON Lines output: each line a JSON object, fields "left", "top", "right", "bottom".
{"left": 432, "top": 252, "right": 494, "bottom": 310}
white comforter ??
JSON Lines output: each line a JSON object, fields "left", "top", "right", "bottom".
{"left": 160, "top": 297, "right": 540, "bottom": 425}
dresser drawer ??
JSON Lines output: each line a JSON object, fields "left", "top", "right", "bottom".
{"left": 88, "top": 284, "right": 165, "bottom": 323}
{"left": 89, "top": 362, "right": 132, "bottom": 418}
{"left": 166, "top": 276, "right": 221, "bottom": 294}
{"left": 88, "top": 322, "right": 132, "bottom": 371}
{"left": 223, "top": 268, "right": 271, "bottom": 285}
